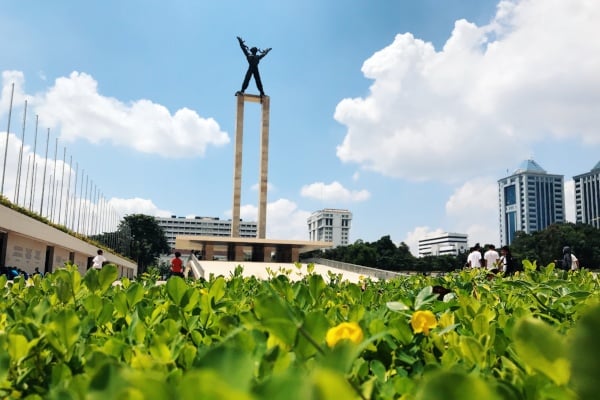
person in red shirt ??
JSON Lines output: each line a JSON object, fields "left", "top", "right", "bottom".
{"left": 170, "top": 251, "right": 184, "bottom": 278}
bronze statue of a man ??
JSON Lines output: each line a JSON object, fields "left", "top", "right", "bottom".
{"left": 236, "top": 36, "right": 272, "bottom": 97}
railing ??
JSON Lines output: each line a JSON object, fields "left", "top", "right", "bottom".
{"left": 185, "top": 253, "right": 205, "bottom": 280}
{"left": 304, "top": 258, "right": 406, "bottom": 280}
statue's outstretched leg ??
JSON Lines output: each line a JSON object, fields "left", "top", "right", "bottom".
{"left": 254, "top": 71, "right": 265, "bottom": 96}
{"left": 237, "top": 69, "right": 252, "bottom": 95}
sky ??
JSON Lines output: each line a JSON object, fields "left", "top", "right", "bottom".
{"left": 1, "top": 0, "right": 599, "bottom": 255}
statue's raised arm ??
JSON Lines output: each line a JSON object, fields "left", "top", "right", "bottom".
{"left": 259, "top": 48, "right": 272, "bottom": 60}
{"left": 237, "top": 36, "right": 250, "bottom": 56}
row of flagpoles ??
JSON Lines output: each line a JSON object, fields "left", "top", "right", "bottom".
{"left": 1, "top": 82, "right": 127, "bottom": 250}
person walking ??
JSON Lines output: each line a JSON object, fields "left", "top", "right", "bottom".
{"left": 170, "top": 251, "right": 184, "bottom": 279}
{"left": 499, "top": 245, "right": 516, "bottom": 275}
{"left": 467, "top": 245, "right": 483, "bottom": 268}
{"left": 483, "top": 244, "right": 500, "bottom": 271}
{"left": 555, "top": 246, "right": 572, "bottom": 271}
{"left": 92, "top": 249, "right": 107, "bottom": 270}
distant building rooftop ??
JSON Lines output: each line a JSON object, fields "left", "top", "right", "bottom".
{"left": 513, "top": 159, "right": 547, "bottom": 175}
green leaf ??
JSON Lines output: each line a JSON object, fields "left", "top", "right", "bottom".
{"left": 113, "top": 291, "right": 129, "bottom": 317}
{"left": 386, "top": 301, "right": 410, "bottom": 312}
{"left": 166, "top": 276, "right": 188, "bottom": 306}
{"left": 180, "top": 288, "right": 200, "bottom": 312}
{"left": 296, "top": 311, "right": 329, "bottom": 358}
{"left": 370, "top": 359, "right": 387, "bottom": 382}
{"left": 46, "top": 309, "right": 80, "bottom": 361}
{"left": 415, "top": 370, "right": 501, "bottom": 400}
{"left": 126, "top": 283, "right": 145, "bottom": 309}
{"left": 83, "top": 268, "right": 100, "bottom": 292}
{"left": 459, "top": 336, "right": 486, "bottom": 367}
{"left": 253, "top": 293, "right": 297, "bottom": 346}
{"left": 570, "top": 304, "right": 600, "bottom": 400}
{"left": 8, "top": 334, "right": 38, "bottom": 362}
{"left": 83, "top": 294, "right": 104, "bottom": 319}
{"left": 209, "top": 276, "right": 226, "bottom": 303}
{"left": 308, "top": 274, "right": 326, "bottom": 303}
{"left": 414, "top": 286, "right": 437, "bottom": 310}
{"left": 311, "top": 368, "right": 358, "bottom": 399}
{"left": 180, "top": 370, "right": 254, "bottom": 400}
{"left": 98, "top": 264, "right": 118, "bottom": 293}
{"left": 512, "top": 317, "right": 570, "bottom": 385}
{"left": 196, "top": 346, "right": 254, "bottom": 391}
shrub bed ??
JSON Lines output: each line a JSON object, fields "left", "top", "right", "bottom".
{"left": 0, "top": 262, "right": 599, "bottom": 399}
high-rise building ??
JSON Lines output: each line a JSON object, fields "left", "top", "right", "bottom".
{"left": 498, "top": 160, "right": 564, "bottom": 245}
{"left": 307, "top": 209, "right": 352, "bottom": 247}
{"left": 574, "top": 161, "right": 600, "bottom": 229}
{"left": 156, "top": 215, "right": 257, "bottom": 249}
{"left": 418, "top": 232, "right": 468, "bottom": 257}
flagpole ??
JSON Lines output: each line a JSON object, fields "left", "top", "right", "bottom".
{"left": 71, "top": 163, "right": 79, "bottom": 231}
{"left": 57, "top": 147, "right": 66, "bottom": 225}
{"left": 1, "top": 82, "right": 15, "bottom": 196}
{"left": 77, "top": 169, "right": 85, "bottom": 233}
{"left": 39, "top": 128, "right": 50, "bottom": 216}
{"left": 28, "top": 115, "right": 39, "bottom": 211}
{"left": 48, "top": 137, "right": 58, "bottom": 221}
{"left": 14, "top": 100, "right": 28, "bottom": 205}
{"left": 63, "top": 155, "right": 73, "bottom": 226}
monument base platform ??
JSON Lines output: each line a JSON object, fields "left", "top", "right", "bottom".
{"left": 175, "top": 235, "right": 332, "bottom": 263}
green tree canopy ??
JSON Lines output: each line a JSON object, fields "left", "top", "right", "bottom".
{"left": 120, "top": 214, "right": 170, "bottom": 274}
{"left": 315, "top": 236, "right": 463, "bottom": 272}
{"left": 510, "top": 223, "right": 600, "bottom": 269}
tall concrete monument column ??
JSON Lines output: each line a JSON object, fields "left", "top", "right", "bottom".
{"left": 231, "top": 94, "right": 270, "bottom": 239}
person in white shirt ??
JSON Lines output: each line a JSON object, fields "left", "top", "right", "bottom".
{"left": 483, "top": 244, "right": 500, "bottom": 271}
{"left": 571, "top": 253, "right": 580, "bottom": 270}
{"left": 467, "top": 246, "right": 483, "bottom": 268}
{"left": 92, "top": 249, "right": 107, "bottom": 269}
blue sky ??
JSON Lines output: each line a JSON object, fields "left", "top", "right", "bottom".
{"left": 1, "top": 0, "right": 599, "bottom": 254}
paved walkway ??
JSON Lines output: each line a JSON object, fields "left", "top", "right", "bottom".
{"left": 188, "top": 260, "right": 370, "bottom": 283}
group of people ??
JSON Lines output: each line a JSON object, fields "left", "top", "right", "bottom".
{"left": 467, "top": 242, "right": 581, "bottom": 274}
{"left": 466, "top": 243, "right": 517, "bottom": 275}
{"left": 1, "top": 266, "right": 43, "bottom": 280}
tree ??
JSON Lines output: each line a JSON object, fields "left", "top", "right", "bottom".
{"left": 120, "top": 214, "right": 170, "bottom": 274}
{"left": 510, "top": 223, "right": 600, "bottom": 268}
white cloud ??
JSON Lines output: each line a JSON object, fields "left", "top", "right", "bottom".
{"left": 300, "top": 181, "right": 370, "bottom": 202}
{"left": 265, "top": 199, "right": 311, "bottom": 240}
{"left": 445, "top": 178, "right": 499, "bottom": 246}
{"left": 564, "top": 179, "right": 574, "bottom": 222}
{"left": 109, "top": 197, "right": 172, "bottom": 218}
{"left": 403, "top": 226, "right": 445, "bottom": 256}
{"left": 0, "top": 132, "right": 173, "bottom": 234}
{"left": 335, "top": 0, "right": 600, "bottom": 181}
{"left": 6, "top": 71, "right": 230, "bottom": 158}
{"left": 1, "top": 71, "right": 28, "bottom": 117}
{"left": 403, "top": 178, "right": 500, "bottom": 255}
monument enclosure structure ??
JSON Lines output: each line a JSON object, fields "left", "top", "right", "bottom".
{"left": 175, "top": 38, "right": 332, "bottom": 263}
{"left": 231, "top": 93, "right": 270, "bottom": 239}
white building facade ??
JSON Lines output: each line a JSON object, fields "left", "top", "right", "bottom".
{"left": 498, "top": 160, "right": 564, "bottom": 245}
{"left": 574, "top": 161, "right": 600, "bottom": 229}
{"left": 307, "top": 209, "right": 352, "bottom": 247}
{"left": 156, "top": 215, "right": 257, "bottom": 249}
{"left": 418, "top": 232, "right": 468, "bottom": 257}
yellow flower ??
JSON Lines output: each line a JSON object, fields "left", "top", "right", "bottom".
{"left": 410, "top": 310, "right": 437, "bottom": 335}
{"left": 326, "top": 322, "right": 364, "bottom": 347}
